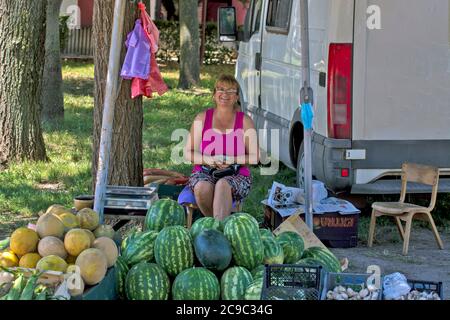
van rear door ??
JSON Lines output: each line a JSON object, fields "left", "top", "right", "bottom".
{"left": 352, "top": 0, "right": 450, "bottom": 189}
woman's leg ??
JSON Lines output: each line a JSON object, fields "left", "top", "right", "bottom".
{"left": 193, "top": 181, "right": 215, "bottom": 217}
{"left": 213, "top": 178, "right": 233, "bottom": 221}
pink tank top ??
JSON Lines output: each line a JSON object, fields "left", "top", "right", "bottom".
{"left": 193, "top": 108, "right": 250, "bottom": 177}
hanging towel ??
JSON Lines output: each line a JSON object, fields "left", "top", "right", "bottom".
{"left": 120, "top": 19, "right": 151, "bottom": 80}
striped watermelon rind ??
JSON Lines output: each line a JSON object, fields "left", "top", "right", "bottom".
{"left": 144, "top": 199, "right": 186, "bottom": 232}
{"left": 244, "top": 278, "right": 263, "bottom": 300}
{"left": 275, "top": 231, "right": 305, "bottom": 264}
{"left": 259, "top": 228, "right": 274, "bottom": 240}
{"left": 262, "top": 236, "right": 284, "bottom": 265}
{"left": 224, "top": 215, "right": 264, "bottom": 271}
{"left": 251, "top": 265, "right": 265, "bottom": 280}
{"left": 220, "top": 266, "right": 253, "bottom": 300}
{"left": 223, "top": 212, "right": 259, "bottom": 229}
{"left": 301, "top": 247, "right": 341, "bottom": 273}
{"left": 190, "top": 217, "right": 223, "bottom": 240}
{"left": 154, "top": 226, "right": 194, "bottom": 277}
{"left": 125, "top": 262, "right": 170, "bottom": 300}
{"left": 115, "top": 256, "right": 129, "bottom": 300}
{"left": 172, "top": 267, "right": 220, "bottom": 300}
{"left": 121, "top": 230, "right": 159, "bottom": 266}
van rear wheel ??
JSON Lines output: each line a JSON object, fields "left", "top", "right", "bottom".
{"left": 296, "top": 142, "right": 305, "bottom": 189}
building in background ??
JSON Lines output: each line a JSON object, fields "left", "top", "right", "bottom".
{"left": 60, "top": 0, "right": 248, "bottom": 58}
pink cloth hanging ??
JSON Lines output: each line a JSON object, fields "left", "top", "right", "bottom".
{"left": 131, "top": 3, "right": 168, "bottom": 99}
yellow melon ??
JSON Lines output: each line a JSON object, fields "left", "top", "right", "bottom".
{"left": 55, "top": 212, "right": 79, "bottom": 231}
{"left": 64, "top": 229, "right": 91, "bottom": 256}
{"left": 19, "top": 253, "right": 42, "bottom": 268}
{"left": 46, "top": 204, "right": 69, "bottom": 216}
{"left": 0, "top": 250, "right": 19, "bottom": 268}
{"left": 75, "top": 248, "right": 107, "bottom": 286}
{"left": 77, "top": 208, "right": 99, "bottom": 231}
{"left": 93, "top": 225, "right": 115, "bottom": 239}
{"left": 36, "top": 213, "right": 65, "bottom": 239}
{"left": 92, "top": 237, "right": 118, "bottom": 268}
{"left": 36, "top": 255, "right": 68, "bottom": 272}
{"left": 83, "top": 229, "right": 95, "bottom": 246}
{"left": 10, "top": 227, "right": 39, "bottom": 256}
{"left": 38, "top": 236, "right": 68, "bottom": 259}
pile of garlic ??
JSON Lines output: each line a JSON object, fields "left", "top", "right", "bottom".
{"left": 395, "top": 290, "right": 441, "bottom": 300}
{"left": 326, "top": 284, "right": 380, "bottom": 300}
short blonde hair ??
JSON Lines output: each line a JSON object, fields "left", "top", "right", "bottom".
{"left": 213, "top": 74, "right": 241, "bottom": 110}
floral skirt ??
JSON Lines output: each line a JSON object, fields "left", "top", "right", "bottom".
{"left": 188, "top": 171, "right": 252, "bottom": 202}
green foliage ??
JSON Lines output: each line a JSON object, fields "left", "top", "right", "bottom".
{"left": 154, "top": 20, "right": 236, "bottom": 64}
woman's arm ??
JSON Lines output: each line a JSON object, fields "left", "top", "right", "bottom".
{"left": 184, "top": 112, "right": 216, "bottom": 166}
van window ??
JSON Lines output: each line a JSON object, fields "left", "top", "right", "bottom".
{"left": 266, "top": 0, "right": 292, "bottom": 33}
{"left": 250, "top": 0, "right": 263, "bottom": 35}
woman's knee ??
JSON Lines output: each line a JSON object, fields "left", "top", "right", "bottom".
{"left": 194, "top": 181, "right": 214, "bottom": 201}
{"left": 214, "top": 178, "right": 232, "bottom": 194}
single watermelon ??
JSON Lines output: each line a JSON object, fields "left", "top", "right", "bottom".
{"left": 154, "top": 226, "right": 194, "bottom": 277}
{"left": 172, "top": 267, "right": 220, "bottom": 300}
{"left": 125, "top": 262, "right": 170, "bottom": 300}
{"left": 261, "top": 236, "right": 284, "bottom": 265}
{"left": 121, "top": 230, "right": 158, "bottom": 266}
{"left": 144, "top": 199, "right": 185, "bottom": 232}
{"left": 275, "top": 231, "right": 304, "bottom": 264}
{"left": 190, "top": 217, "right": 223, "bottom": 240}
{"left": 224, "top": 214, "right": 264, "bottom": 271}
{"left": 115, "top": 256, "right": 129, "bottom": 300}
{"left": 193, "top": 229, "right": 232, "bottom": 271}
{"left": 223, "top": 212, "right": 259, "bottom": 229}
{"left": 220, "top": 266, "right": 253, "bottom": 300}
{"left": 301, "top": 247, "right": 341, "bottom": 273}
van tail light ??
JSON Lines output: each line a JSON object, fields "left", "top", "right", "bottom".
{"left": 327, "top": 43, "right": 353, "bottom": 139}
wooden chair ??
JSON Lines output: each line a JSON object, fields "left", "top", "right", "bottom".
{"left": 367, "top": 163, "right": 444, "bottom": 255}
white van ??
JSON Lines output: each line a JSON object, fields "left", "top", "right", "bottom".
{"left": 219, "top": 0, "right": 450, "bottom": 194}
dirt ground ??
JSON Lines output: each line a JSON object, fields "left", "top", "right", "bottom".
{"left": 330, "top": 226, "right": 450, "bottom": 300}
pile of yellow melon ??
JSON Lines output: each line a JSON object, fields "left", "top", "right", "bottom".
{"left": 0, "top": 204, "right": 118, "bottom": 298}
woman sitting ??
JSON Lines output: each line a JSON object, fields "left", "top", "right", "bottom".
{"left": 184, "top": 74, "right": 259, "bottom": 221}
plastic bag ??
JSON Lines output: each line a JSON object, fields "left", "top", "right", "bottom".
{"left": 382, "top": 272, "right": 411, "bottom": 300}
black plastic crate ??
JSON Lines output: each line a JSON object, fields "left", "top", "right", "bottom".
{"left": 261, "top": 264, "right": 323, "bottom": 300}
{"left": 382, "top": 278, "right": 443, "bottom": 300}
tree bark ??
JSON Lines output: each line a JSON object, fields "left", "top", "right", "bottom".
{"left": 41, "top": 0, "right": 64, "bottom": 123}
{"left": 92, "top": 0, "right": 143, "bottom": 189}
{"left": 178, "top": 0, "right": 200, "bottom": 89}
{"left": 0, "top": 0, "right": 48, "bottom": 168}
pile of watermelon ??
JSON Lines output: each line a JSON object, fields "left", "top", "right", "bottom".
{"left": 115, "top": 198, "right": 342, "bottom": 300}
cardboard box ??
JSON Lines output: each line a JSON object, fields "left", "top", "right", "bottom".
{"left": 264, "top": 205, "right": 358, "bottom": 248}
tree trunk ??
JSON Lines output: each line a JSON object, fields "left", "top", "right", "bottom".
{"left": 0, "top": 0, "right": 48, "bottom": 168}
{"left": 92, "top": 0, "right": 143, "bottom": 189}
{"left": 41, "top": 0, "right": 64, "bottom": 123}
{"left": 178, "top": 0, "right": 200, "bottom": 89}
